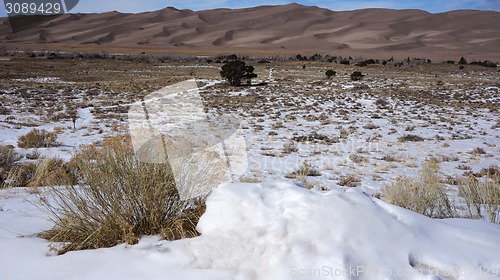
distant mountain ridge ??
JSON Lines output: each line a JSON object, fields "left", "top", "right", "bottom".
{"left": 1, "top": 4, "right": 499, "bottom": 59}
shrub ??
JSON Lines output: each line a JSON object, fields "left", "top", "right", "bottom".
{"left": 7, "top": 163, "right": 37, "bottom": 188}
{"left": 338, "top": 174, "right": 361, "bottom": 188}
{"left": 382, "top": 160, "right": 454, "bottom": 218}
{"left": 325, "top": 69, "right": 336, "bottom": 79}
{"left": 40, "top": 134, "right": 204, "bottom": 254}
{"left": 363, "top": 122, "right": 380, "bottom": 130}
{"left": 398, "top": 134, "right": 425, "bottom": 142}
{"left": 470, "top": 147, "right": 486, "bottom": 155}
{"left": 18, "top": 129, "right": 58, "bottom": 148}
{"left": 282, "top": 141, "right": 298, "bottom": 154}
{"left": 458, "top": 175, "right": 500, "bottom": 223}
{"left": 286, "top": 161, "right": 321, "bottom": 179}
{"left": 0, "top": 145, "right": 22, "bottom": 187}
{"left": 26, "top": 149, "right": 41, "bottom": 160}
{"left": 469, "top": 60, "right": 497, "bottom": 68}
{"left": 29, "top": 157, "right": 73, "bottom": 188}
{"left": 350, "top": 71, "right": 364, "bottom": 81}
{"left": 4, "top": 157, "right": 72, "bottom": 190}
{"left": 375, "top": 98, "right": 389, "bottom": 107}
{"left": 349, "top": 153, "right": 368, "bottom": 164}
{"left": 381, "top": 155, "right": 399, "bottom": 162}
{"left": 478, "top": 165, "right": 500, "bottom": 178}
{"left": 220, "top": 60, "right": 257, "bottom": 86}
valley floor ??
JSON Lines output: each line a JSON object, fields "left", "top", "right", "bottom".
{"left": 0, "top": 57, "right": 499, "bottom": 279}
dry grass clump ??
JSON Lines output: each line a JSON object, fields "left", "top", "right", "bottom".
{"left": 287, "top": 161, "right": 322, "bottom": 178}
{"left": 398, "top": 134, "right": 425, "bottom": 142}
{"left": 382, "top": 160, "right": 454, "bottom": 218}
{"left": 349, "top": 153, "right": 368, "bottom": 164}
{"left": 40, "top": 134, "right": 204, "bottom": 254}
{"left": 18, "top": 128, "right": 58, "bottom": 148}
{"left": 282, "top": 140, "right": 299, "bottom": 154}
{"left": 363, "top": 122, "right": 380, "bottom": 130}
{"left": 26, "top": 149, "right": 41, "bottom": 160}
{"left": 477, "top": 165, "right": 500, "bottom": 178}
{"left": 3, "top": 156, "right": 72, "bottom": 189}
{"left": 458, "top": 175, "right": 500, "bottom": 223}
{"left": 0, "top": 145, "right": 22, "bottom": 187}
{"left": 7, "top": 163, "right": 37, "bottom": 188}
{"left": 470, "top": 147, "right": 487, "bottom": 155}
{"left": 381, "top": 154, "right": 400, "bottom": 162}
{"left": 28, "top": 158, "right": 73, "bottom": 188}
{"left": 338, "top": 174, "right": 361, "bottom": 188}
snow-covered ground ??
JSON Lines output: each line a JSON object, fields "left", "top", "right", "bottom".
{"left": 1, "top": 183, "right": 499, "bottom": 280}
{"left": 200, "top": 75, "right": 500, "bottom": 195}
{"left": 1, "top": 64, "right": 499, "bottom": 279}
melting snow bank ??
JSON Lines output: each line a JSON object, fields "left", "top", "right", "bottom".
{"left": 1, "top": 183, "right": 500, "bottom": 280}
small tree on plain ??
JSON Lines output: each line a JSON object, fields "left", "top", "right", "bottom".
{"left": 242, "top": 65, "right": 257, "bottom": 85}
{"left": 220, "top": 61, "right": 257, "bottom": 86}
{"left": 325, "top": 69, "right": 336, "bottom": 79}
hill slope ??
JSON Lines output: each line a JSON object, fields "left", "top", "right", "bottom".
{"left": 1, "top": 4, "right": 499, "bottom": 59}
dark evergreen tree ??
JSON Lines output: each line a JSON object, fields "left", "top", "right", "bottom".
{"left": 220, "top": 61, "right": 257, "bottom": 86}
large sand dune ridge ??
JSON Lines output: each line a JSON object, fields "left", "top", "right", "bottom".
{"left": 1, "top": 4, "right": 499, "bottom": 59}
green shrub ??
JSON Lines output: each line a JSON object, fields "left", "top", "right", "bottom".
{"left": 220, "top": 60, "right": 257, "bottom": 86}
{"left": 350, "top": 71, "right": 364, "bottom": 81}
{"left": 325, "top": 69, "right": 336, "bottom": 79}
{"left": 18, "top": 128, "right": 58, "bottom": 148}
{"left": 40, "top": 134, "right": 204, "bottom": 254}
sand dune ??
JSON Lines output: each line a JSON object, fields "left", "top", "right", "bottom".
{"left": 1, "top": 4, "right": 499, "bottom": 59}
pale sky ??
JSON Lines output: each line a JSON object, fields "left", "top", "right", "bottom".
{"left": 1, "top": 0, "right": 500, "bottom": 17}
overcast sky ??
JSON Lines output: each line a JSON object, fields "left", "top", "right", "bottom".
{"left": 1, "top": 0, "right": 500, "bottom": 16}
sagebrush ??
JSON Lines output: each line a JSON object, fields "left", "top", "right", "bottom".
{"left": 40, "top": 134, "right": 205, "bottom": 254}
{"left": 458, "top": 174, "right": 500, "bottom": 223}
{"left": 382, "top": 159, "right": 454, "bottom": 218}
{"left": 0, "top": 145, "right": 22, "bottom": 187}
{"left": 18, "top": 128, "right": 58, "bottom": 148}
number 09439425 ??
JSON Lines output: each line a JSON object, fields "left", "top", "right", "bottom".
{"left": 5, "top": 2, "right": 62, "bottom": 15}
